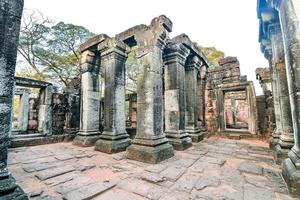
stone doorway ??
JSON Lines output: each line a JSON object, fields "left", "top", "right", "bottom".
{"left": 224, "top": 90, "right": 250, "bottom": 131}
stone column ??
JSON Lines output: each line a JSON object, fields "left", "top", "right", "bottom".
{"left": 126, "top": 41, "right": 174, "bottom": 163}
{"left": 38, "top": 85, "right": 53, "bottom": 135}
{"left": 18, "top": 89, "right": 30, "bottom": 132}
{"left": 0, "top": 0, "right": 27, "bottom": 198}
{"left": 269, "top": 56, "right": 283, "bottom": 149}
{"left": 95, "top": 39, "right": 131, "bottom": 153}
{"left": 73, "top": 50, "right": 101, "bottom": 147}
{"left": 185, "top": 56, "right": 203, "bottom": 142}
{"left": 163, "top": 42, "right": 192, "bottom": 150}
{"left": 278, "top": 0, "right": 300, "bottom": 195}
{"left": 198, "top": 65, "right": 208, "bottom": 131}
{"left": 64, "top": 80, "right": 81, "bottom": 136}
{"left": 269, "top": 24, "right": 294, "bottom": 164}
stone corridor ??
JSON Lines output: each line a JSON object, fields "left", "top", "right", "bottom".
{"left": 8, "top": 137, "right": 294, "bottom": 200}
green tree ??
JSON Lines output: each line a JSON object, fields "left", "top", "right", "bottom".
{"left": 194, "top": 43, "right": 225, "bottom": 67}
{"left": 17, "top": 10, "right": 95, "bottom": 87}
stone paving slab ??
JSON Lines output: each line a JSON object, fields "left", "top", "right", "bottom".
{"left": 7, "top": 137, "right": 299, "bottom": 200}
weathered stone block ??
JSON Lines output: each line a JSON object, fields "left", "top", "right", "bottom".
{"left": 126, "top": 142, "right": 174, "bottom": 164}
{"left": 95, "top": 135, "right": 131, "bottom": 154}
{"left": 73, "top": 134, "right": 101, "bottom": 147}
{"left": 282, "top": 158, "right": 300, "bottom": 196}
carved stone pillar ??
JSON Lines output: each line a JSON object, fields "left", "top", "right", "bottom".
{"left": 278, "top": 0, "right": 300, "bottom": 195}
{"left": 95, "top": 39, "right": 131, "bottom": 153}
{"left": 126, "top": 16, "right": 174, "bottom": 163}
{"left": 185, "top": 56, "right": 203, "bottom": 142}
{"left": 0, "top": 0, "right": 27, "bottom": 198}
{"left": 198, "top": 65, "right": 208, "bottom": 131}
{"left": 268, "top": 49, "right": 283, "bottom": 149}
{"left": 64, "top": 78, "right": 81, "bottom": 135}
{"left": 13, "top": 88, "right": 30, "bottom": 133}
{"left": 269, "top": 24, "right": 294, "bottom": 164}
{"left": 73, "top": 50, "right": 101, "bottom": 147}
{"left": 38, "top": 85, "right": 53, "bottom": 135}
{"left": 163, "top": 42, "right": 192, "bottom": 150}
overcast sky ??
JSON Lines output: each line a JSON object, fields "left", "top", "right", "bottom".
{"left": 23, "top": 0, "right": 267, "bottom": 94}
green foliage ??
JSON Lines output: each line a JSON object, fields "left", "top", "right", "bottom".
{"left": 193, "top": 43, "right": 225, "bottom": 67}
{"left": 18, "top": 10, "right": 95, "bottom": 87}
{"left": 125, "top": 46, "right": 138, "bottom": 93}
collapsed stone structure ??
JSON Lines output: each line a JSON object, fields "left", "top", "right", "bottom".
{"left": 205, "top": 57, "right": 258, "bottom": 136}
{"left": 257, "top": 0, "right": 300, "bottom": 195}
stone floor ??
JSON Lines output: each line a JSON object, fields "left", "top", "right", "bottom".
{"left": 8, "top": 137, "right": 298, "bottom": 200}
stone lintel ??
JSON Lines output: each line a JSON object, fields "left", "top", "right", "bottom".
{"left": 15, "top": 76, "right": 52, "bottom": 88}
{"left": 14, "top": 87, "right": 30, "bottom": 95}
{"left": 171, "top": 33, "right": 210, "bottom": 68}
{"left": 79, "top": 34, "right": 109, "bottom": 52}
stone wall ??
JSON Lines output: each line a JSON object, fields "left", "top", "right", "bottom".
{"left": 205, "top": 57, "right": 258, "bottom": 134}
{"left": 52, "top": 93, "right": 66, "bottom": 135}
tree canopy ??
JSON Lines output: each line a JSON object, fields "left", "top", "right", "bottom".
{"left": 194, "top": 43, "right": 225, "bottom": 67}
{"left": 17, "top": 10, "right": 95, "bottom": 87}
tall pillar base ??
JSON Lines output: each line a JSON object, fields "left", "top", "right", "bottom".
{"left": 165, "top": 130, "right": 192, "bottom": 151}
{"left": 187, "top": 128, "right": 203, "bottom": 143}
{"left": 72, "top": 131, "right": 101, "bottom": 147}
{"left": 126, "top": 137, "right": 174, "bottom": 164}
{"left": 0, "top": 175, "right": 28, "bottom": 200}
{"left": 274, "top": 144, "right": 290, "bottom": 164}
{"left": 95, "top": 132, "right": 131, "bottom": 154}
{"left": 282, "top": 157, "right": 300, "bottom": 197}
{"left": 269, "top": 134, "right": 280, "bottom": 149}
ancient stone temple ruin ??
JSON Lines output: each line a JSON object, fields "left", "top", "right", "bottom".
{"left": 257, "top": 0, "right": 300, "bottom": 195}
{"left": 205, "top": 57, "right": 258, "bottom": 136}
{"left": 1, "top": 0, "right": 300, "bottom": 199}
{"left": 72, "top": 17, "right": 211, "bottom": 163}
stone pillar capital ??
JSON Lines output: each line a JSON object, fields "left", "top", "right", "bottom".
{"left": 98, "top": 39, "right": 128, "bottom": 61}
{"left": 164, "top": 42, "right": 190, "bottom": 65}
{"left": 80, "top": 50, "right": 100, "bottom": 74}
{"left": 185, "top": 56, "right": 202, "bottom": 71}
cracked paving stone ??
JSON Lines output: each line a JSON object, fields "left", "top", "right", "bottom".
{"left": 54, "top": 176, "right": 94, "bottom": 195}
{"left": 263, "top": 168, "right": 288, "bottom": 194}
{"left": 77, "top": 163, "right": 96, "bottom": 171}
{"left": 194, "top": 175, "right": 220, "bottom": 190}
{"left": 198, "top": 156, "right": 226, "bottom": 166}
{"left": 238, "top": 161, "right": 263, "bottom": 175}
{"left": 171, "top": 173, "right": 200, "bottom": 193}
{"left": 63, "top": 181, "right": 116, "bottom": 200}
{"left": 93, "top": 188, "right": 147, "bottom": 200}
{"left": 118, "top": 178, "right": 166, "bottom": 200}
{"left": 145, "top": 164, "right": 167, "bottom": 173}
{"left": 172, "top": 158, "right": 196, "bottom": 168}
{"left": 244, "top": 183, "right": 275, "bottom": 200}
{"left": 160, "top": 166, "right": 186, "bottom": 182}
{"left": 140, "top": 172, "right": 166, "bottom": 183}
{"left": 55, "top": 154, "right": 75, "bottom": 161}
{"left": 29, "top": 188, "right": 43, "bottom": 197}
{"left": 36, "top": 166, "right": 75, "bottom": 180}
{"left": 44, "top": 171, "right": 81, "bottom": 186}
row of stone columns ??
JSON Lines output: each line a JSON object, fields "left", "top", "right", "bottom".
{"left": 258, "top": 0, "right": 300, "bottom": 195}
{"left": 74, "top": 36, "right": 207, "bottom": 163}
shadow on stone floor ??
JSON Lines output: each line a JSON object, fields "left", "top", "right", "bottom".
{"left": 8, "top": 137, "right": 297, "bottom": 200}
